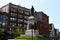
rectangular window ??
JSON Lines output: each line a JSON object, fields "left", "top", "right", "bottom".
{"left": 11, "top": 7, "right": 17, "bottom": 13}
{"left": 10, "top": 18, "right": 16, "bottom": 21}
{"left": 0, "top": 15, "right": 8, "bottom": 23}
{"left": 36, "top": 13, "right": 42, "bottom": 21}
{"left": 24, "top": 20, "right": 27, "bottom": 23}
{"left": 18, "top": 15, "right": 23, "bottom": 18}
{"left": 0, "top": 22, "right": 7, "bottom": 26}
{"left": 10, "top": 23, "right": 16, "bottom": 26}
{"left": 18, "top": 19, "right": 23, "bottom": 22}
{"left": 18, "top": 10, "right": 23, "bottom": 13}
{"left": 25, "top": 12, "right": 29, "bottom": 15}
{"left": 2, "top": 22, "right": 5, "bottom": 26}
{"left": 24, "top": 16, "right": 28, "bottom": 19}
{"left": 18, "top": 24, "right": 22, "bottom": 27}
{"left": 11, "top": 13, "right": 17, "bottom": 17}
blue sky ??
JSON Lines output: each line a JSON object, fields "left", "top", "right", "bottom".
{"left": 0, "top": 0, "right": 60, "bottom": 31}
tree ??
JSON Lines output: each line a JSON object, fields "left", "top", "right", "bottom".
{"left": 14, "top": 28, "right": 20, "bottom": 37}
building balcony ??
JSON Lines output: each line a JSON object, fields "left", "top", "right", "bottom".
{"left": 10, "top": 20, "right": 16, "bottom": 23}
{"left": 10, "top": 15, "right": 17, "bottom": 18}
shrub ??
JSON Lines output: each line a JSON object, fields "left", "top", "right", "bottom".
{"left": 14, "top": 28, "right": 20, "bottom": 37}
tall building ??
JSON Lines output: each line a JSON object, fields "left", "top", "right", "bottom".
{"left": 0, "top": 3, "right": 31, "bottom": 34}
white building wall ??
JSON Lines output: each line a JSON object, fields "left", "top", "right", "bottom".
{"left": 56, "top": 29, "right": 59, "bottom": 36}
{"left": 1, "top": 5, "right": 9, "bottom": 13}
{"left": 50, "top": 23, "right": 55, "bottom": 37}
{"left": 51, "top": 24, "right": 55, "bottom": 37}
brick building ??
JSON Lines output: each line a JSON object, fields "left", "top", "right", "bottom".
{"left": 34, "top": 12, "right": 50, "bottom": 36}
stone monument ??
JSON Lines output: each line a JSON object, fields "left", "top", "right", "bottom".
{"left": 25, "top": 16, "right": 39, "bottom": 36}
{"left": 25, "top": 6, "right": 39, "bottom": 36}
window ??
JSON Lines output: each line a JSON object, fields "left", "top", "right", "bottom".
{"left": 18, "top": 19, "right": 23, "bottom": 22}
{"left": 2, "top": 22, "right": 5, "bottom": 26}
{"left": 0, "top": 22, "right": 7, "bottom": 26}
{"left": 24, "top": 20, "right": 27, "bottom": 23}
{"left": 25, "top": 12, "right": 29, "bottom": 15}
{"left": 10, "top": 23, "right": 16, "bottom": 26}
{"left": 10, "top": 18, "right": 16, "bottom": 21}
{"left": 36, "top": 13, "right": 42, "bottom": 21}
{"left": 11, "top": 7, "right": 17, "bottom": 13}
{"left": 18, "top": 24, "right": 22, "bottom": 27}
{"left": 19, "top": 15, "right": 23, "bottom": 18}
{"left": 20, "top": 24, "right": 22, "bottom": 27}
{"left": 0, "top": 15, "right": 8, "bottom": 24}
{"left": 24, "top": 16, "right": 28, "bottom": 19}
{"left": 18, "top": 10, "right": 23, "bottom": 13}
{"left": 0, "top": 15, "right": 8, "bottom": 26}
{"left": 11, "top": 13, "right": 17, "bottom": 16}
{"left": 0, "top": 15, "right": 8, "bottom": 20}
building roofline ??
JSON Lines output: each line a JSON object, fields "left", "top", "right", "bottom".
{"left": 11, "top": 3, "right": 30, "bottom": 10}
{"left": 1, "top": 3, "right": 9, "bottom": 8}
{"left": 35, "top": 11, "right": 49, "bottom": 17}
{"left": 1, "top": 3, "right": 30, "bottom": 11}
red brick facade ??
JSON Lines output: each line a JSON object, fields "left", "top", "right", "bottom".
{"left": 36, "top": 12, "right": 50, "bottom": 36}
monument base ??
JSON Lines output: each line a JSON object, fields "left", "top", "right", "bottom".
{"left": 25, "top": 29, "right": 39, "bottom": 36}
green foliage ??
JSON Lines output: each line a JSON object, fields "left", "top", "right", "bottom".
{"left": 14, "top": 28, "right": 20, "bottom": 37}
{"left": 15, "top": 36, "right": 48, "bottom": 40}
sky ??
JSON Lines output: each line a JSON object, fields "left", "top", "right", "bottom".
{"left": 0, "top": 0, "right": 60, "bottom": 31}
